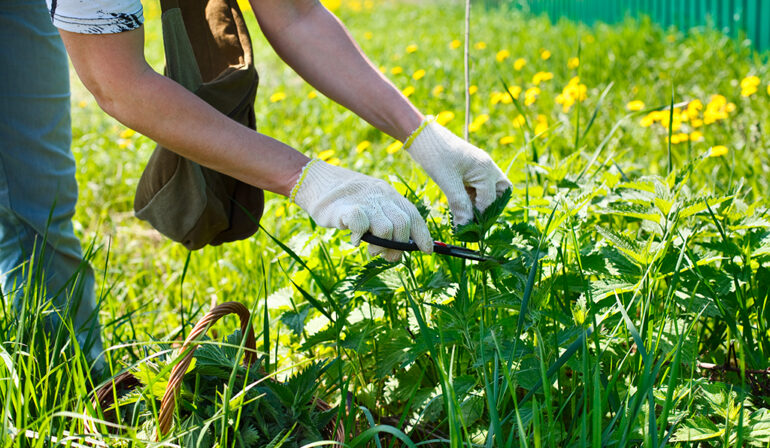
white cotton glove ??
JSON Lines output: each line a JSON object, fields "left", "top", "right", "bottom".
{"left": 291, "top": 159, "right": 433, "bottom": 262}
{"left": 405, "top": 118, "right": 512, "bottom": 226}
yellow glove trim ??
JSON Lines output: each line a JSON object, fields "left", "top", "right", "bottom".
{"left": 290, "top": 158, "right": 321, "bottom": 204}
{"left": 402, "top": 116, "right": 435, "bottom": 150}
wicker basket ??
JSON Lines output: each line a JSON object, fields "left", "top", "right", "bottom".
{"left": 88, "top": 301, "right": 345, "bottom": 442}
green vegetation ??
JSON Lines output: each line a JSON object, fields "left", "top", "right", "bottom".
{"left": 2, "top": 0, "right": 770, "bottom": 446}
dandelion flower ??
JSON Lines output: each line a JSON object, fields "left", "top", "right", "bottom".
{"left": 275, "top": 205, "right": 285, "bottom": 218}
{"left": 391, "top": 66, "right": 403, "bottom": 75}
{"left": 640, "top": 114, "right": 655, "bottom": 127}
{"left": 78, "top": 100, "right": 88, "bottom": 108}
{"left": 318, "top": 149, "right": 335, "bottom": 161}
{"left": 524, "top": 87, "right": 540, "bottom": 106}
{"left": 499, "top": 135, "right": 515, "bottom": 145}
{"left": 402, "top": 86, "right": 415, "bottom": 97}
{"left": 514, "top": 58, "right": 526, "bottom": 71}
{"left": 412, "top": 69, "right": 426, "bottom": 80}
{"left": 432, "top": 85, "right": 444, "bottom": 97}
{"left": 689, "top": 131, "right": 704, "bottom": 142}
{"left": 356, "top": 141, "right": 371, "bottom": 153}
{"left": 469, "top": 114, "right": 490, "bottom": 133}
{"left": 568, "top": 57, "right": 580, "bottom": 69}
{"left": 490, "top": 92, "right": 505, "bottom": 105}
{"left": 532, "top": 71, "right": 554, "bottom": 85}
{"left": 378, "top": 66, "right": 386, "bottom": 73}
{"left": 327, "top": 157, "right": 341, "bottom": 166}
{"left": 120, "top": 128, "right": 135, "bottom": 139}
{"left": 436, "top": 110, "right": 455, "bottom": 126}
{"left": 450, "top": 39, "right": 461, "bottom": 49}
{"left": 668, "top": 133, "right": 689, "bottom": 144}
{"left": 386, "top": 141, "right": 402, "bottom": 154}
{"left": 626, "top": 100, "right": 645, "bottom": 111}
{"left": 741, "top": 75, "right": 760, "bottom": 89}
{"left": 507, "top": 85, "right": 522, "bottom": 99}
{"left": 406, "top": 44, "right": 418, "bottom": 54}
{"left": 710, "top": 145, "right": 728, "bottom": 157}
{"left": 307, "top": 91, "right": 318, "bottom": 99}
{"left": 512, "top": 114, "right": 526, "bottom": 128}
{"left": 270, "top": 92, "right": 287, "bottom": 102}
{"left": 540, "top": 49, "right": 551, "bottom": 60}
{"left": 468, "top": 85, "right": 478, "bottom": 95}
{"left": 363, "top": 31, "right": 373, "bottom": 40}
{"left": 534, "top": 114, "right": 548, "bottom": 136}
{"left": 496, "top": 49, "right": 511, "bottom": 62}
{"left": 767, "top": 84, "right": 770, "bottom": 96}
{"left": 474, "top": 41, "right": 487, "bottom": 50}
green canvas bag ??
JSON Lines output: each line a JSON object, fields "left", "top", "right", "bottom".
{"left": 134, "top": 0, "right": 264, "bottom": 250}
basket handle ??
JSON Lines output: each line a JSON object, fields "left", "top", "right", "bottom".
{"left": 157, "top": 301, "right": 258, "bottom": 438}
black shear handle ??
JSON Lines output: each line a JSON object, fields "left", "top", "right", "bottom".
{"left": 361, "top": 233, "right": 419, "bottom": 252}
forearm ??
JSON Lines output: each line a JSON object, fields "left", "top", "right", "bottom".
{"left": 60, "top": 28, "right": 309, "bottom": 197}
{"left": 252, "top": 1, "right": 423, "bottom": 142}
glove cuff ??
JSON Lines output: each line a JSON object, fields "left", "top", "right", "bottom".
{"left": 402, "top": 115, "right": 435, "bottom": 150}
{"left": 289, "top": 158, "right": 322, "bottom": 204}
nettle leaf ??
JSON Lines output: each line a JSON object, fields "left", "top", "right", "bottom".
{"left": 672, "top": 415, "right": 723, "bottom": 442}
{"left": 595, "top": 226, "right": 646, "bottom": 265}
{"left": 281, "top": 306, "right": 311, "bottom": 337}
{"left": 679, "top": 195, "right": 732, "bottom": 220}
{"left": 603, "top": 202, "right": 661, "bottom": 223}
{"left": 454, "top": 188, "right": 512, "bottom": 242}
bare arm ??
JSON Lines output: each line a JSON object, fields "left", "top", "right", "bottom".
{"left": 59, "top": 27, "right": 309, "bottom": 197}
{"left": 249, "top": 0, "right": 423, "bottom": 142}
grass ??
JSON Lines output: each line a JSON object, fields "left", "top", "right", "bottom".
{"left": 2, "top": 0, "right": 770, "bottom": 446}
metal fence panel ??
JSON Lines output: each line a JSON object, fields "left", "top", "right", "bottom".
{"left": 505, "top": 0, "right": 767, "bottom": 53}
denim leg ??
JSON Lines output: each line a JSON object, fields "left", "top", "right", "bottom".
{"left": 0, "top": 0, "right": 103, "bottom": 365}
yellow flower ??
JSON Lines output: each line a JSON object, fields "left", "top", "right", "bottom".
{"left": 468, "top": 114, "right": 490, "bottom": 133}
{"left": 307, "top": 91, "right": 318, "bottom": 99}
{"left": 626, "top": 100, "right": 645, "bottom": 111}
{"left": 689, "top": 131, "right": 704, "bottom": 142}
{"left": 436, "top": 110, "right": 455, "bottom": 126}
{"left": 742, "top": 86, "right": 758, "bottom": 97}
{"left": 525, "top": 87, "right": 540, "bottom": 106}
{"left": 726, "top": 102, "right": 736, "bottom": 112}
{"left": 406, "top": 44, "right": 418, "bottom": 54}
{"left": 326, "top": 157, "right": 341, "bottom": 166}
{"left": 119, "top": 128, "right": 136, "bottom": 139}
{"left": 386, "top": 141, "right": 402, "bottom": 154}
{"left": 348, "top": 0, "right": 362, "bottom": 11}
{"left": 450, "top": 39, "right": 461, "bottom": 49}
{"left": 668, "top": 133, "right": 689, "bottom": 144}
{"left": 568, "top": 57, "right": 580, "bottom": 69}
{"left": 686, "top": 99, "right": 703, "bottom": 119}
{"left": 532, "top": 71, "right": 554, "bottom": 85}
{"left": 364, "top": 0, "right": 374, "bottom": 9}
{"left": 513, "top": 58, "right": 526, "bottom": 71}
{"left": 274, "top": 205, "right": 285, "bottom": 218}
{"left": 318, "top": 149, "right": 335, "bottom": 161}
{"left": 363, "top": 31, "right": 373, "bottom": 40}
{"left": 118, "top": 140, "right": 129, "bottom": 149}
{"left": 356, "top": 141, "right": 371, "bottom": 153}
{"left": 740, "top": 75, "right": 760, "bottom": 89}
{"left": 269, "top": 92, "right": 287, "bottom": 102}
{"left": 412, "top": 69, "right": 426, "bottom": 80}
{"left": 432, "top": 85, "right": 444, "bottom": 97}
{"left": 691, "top": 118, "right": 704, "bottom": 128}
{"left": 710, "top": 145, "right": 728, "bottom": 157}
{"left": 512, "top": 114, "right": 526, "bottom": 128}
{"left": 499, "top": 135, "right": 515, "bottom": 145}
{"left": 490, "top": 92, "right": 505, "bottom": 105}
{"left": 379, "top": 66, "right": 386, "bottom": 73}
{"left": 767, "top": 84, "right": 770, "bottom": 96}
{"left": 468, "top": 85, "right": 478, "bottom": 95}
{"left": 508, "top": 85, "right": 522, "bottom": 99}
{"left": 534, "top": 114, "right": 548, "bottom": 136}
{"left": 540, "top": 49, "right": 551, "bottom": 60}
{"left": 474, "top": 41, "right": 487, "bottom": 50}
{"left": 391, "top": 66, "right": 403, "bottom": 75}
{"left": 78, "top": 100, "right": 88, "bottom": 108}
{"left": 321, "top": 0, "right": 341, "bottom": 11}
{"left": 496, "top": 49, "right": 511, "bottom": 62}
{"left": 640, "top": 114, "right": 655, "bottom": 127}
{"left": 402, "top": 86, "right": 415, "bottom": 97}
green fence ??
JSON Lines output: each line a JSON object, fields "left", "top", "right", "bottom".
{"left": 493, "top": 0, "right": 770, "bottom": 53}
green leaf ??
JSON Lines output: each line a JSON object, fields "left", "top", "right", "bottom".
{"left": 672, "top": 415, "right": 724, "bottom": 442}
{"left": 280, "top": 306, "right": 310, "bottom": 337}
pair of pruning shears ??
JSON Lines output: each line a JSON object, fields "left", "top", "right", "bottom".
{"left": 361, "top": 233, "right": 499, "bottom": 263}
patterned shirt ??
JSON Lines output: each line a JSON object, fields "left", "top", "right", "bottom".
{"left": 46, "top": 0, "right": 144, "bottom": 34}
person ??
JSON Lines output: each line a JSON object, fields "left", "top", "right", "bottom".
{"left": 27, "top": 0, "right": 510, "bottom": 355}
{"left": 0, "top": 0, "right": 103, "bottom": 366}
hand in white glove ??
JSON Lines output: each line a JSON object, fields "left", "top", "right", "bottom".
{"left": 291, "top": 159, "right": 433, "bottom": 262}
{"left": 405, "top": 118, "right": 512, "bottom": 226}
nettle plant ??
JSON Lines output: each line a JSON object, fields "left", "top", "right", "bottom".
{"left": 274, "top": 141, "right": 770, "bottom": 445}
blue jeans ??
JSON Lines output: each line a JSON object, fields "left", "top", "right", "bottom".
{"left": 0, "top": 0, "right": 103, "bottom": 365}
